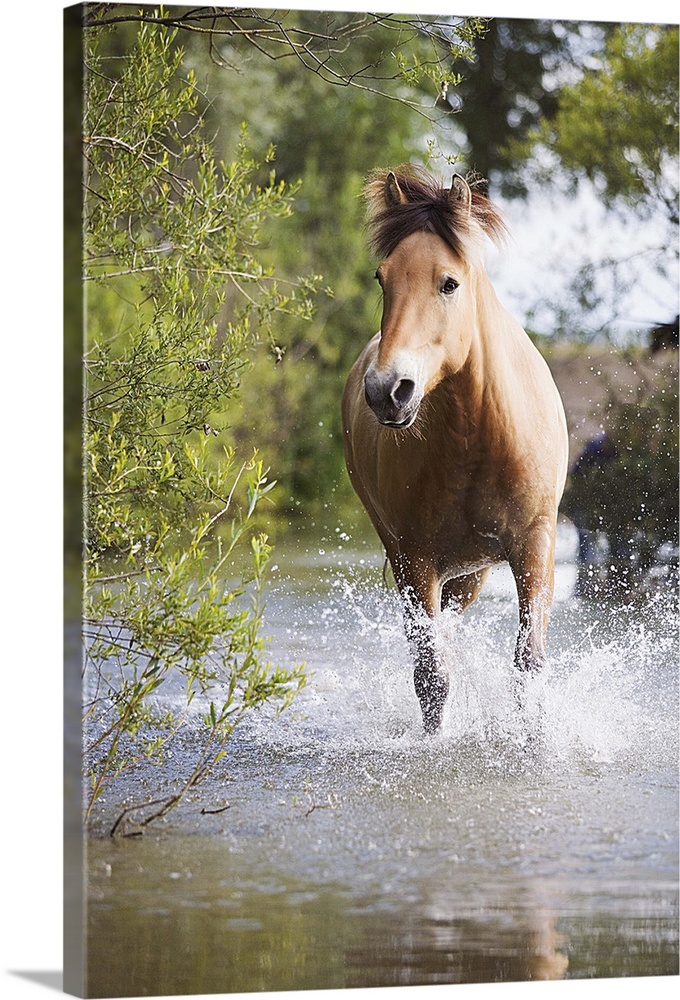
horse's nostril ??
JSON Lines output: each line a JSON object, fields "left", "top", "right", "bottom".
{"left": 392, "top": 378, "right": 416, "bottom": 408}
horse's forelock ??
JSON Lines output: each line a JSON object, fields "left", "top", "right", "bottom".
{"left": 364, "top": 166, "right": 507, "bottom": 263}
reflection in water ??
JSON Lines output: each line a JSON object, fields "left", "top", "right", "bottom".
{"left": 87, "top": 828, "right": 678, "bottom": 997}
{"left": 414, "top": 883, "right": 570, "bottom": 982}
{"left": 344, "top": 895, "right": 570, "bottom": 986}
{"left": 85, "top": 537, "right": 679, "bottom": 996}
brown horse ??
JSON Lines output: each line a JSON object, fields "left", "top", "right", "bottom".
{"left": 342, "top": 166, "right": 568, "bottom": 734}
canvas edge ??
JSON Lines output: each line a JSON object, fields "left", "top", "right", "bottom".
{"left": 63, "top": 4, "right": 86, "bottom": 997}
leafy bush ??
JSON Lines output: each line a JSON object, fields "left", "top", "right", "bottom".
{"left": 82, "top": 19, "right": 311, "bottom": 831}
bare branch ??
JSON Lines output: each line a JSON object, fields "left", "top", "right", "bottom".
{"left": 83, "top": 5, "right": 481, "bottom": 118}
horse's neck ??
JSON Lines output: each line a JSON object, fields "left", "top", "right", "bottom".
{"left": 445, "top": 270, "right": 524, "bottom": 427}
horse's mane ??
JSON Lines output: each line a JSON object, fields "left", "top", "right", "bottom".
{"left": 364, "top": 165, "right": 509, "bottom": 264}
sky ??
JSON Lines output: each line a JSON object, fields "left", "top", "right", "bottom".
{"left": 486, "top": 182, "right": 677, "bottom": 344}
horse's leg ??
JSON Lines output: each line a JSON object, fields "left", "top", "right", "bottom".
{"left": 407, "top": 604, "right": 449, "bottom": 735}
{"left": 507, "top": 520, "right": 557, "bottom": 676}
{"left": 391, "top": 555, "right": 447, "bottom": 734}
{"left": 441, "top": 568, "right": 490, "bottom": 613}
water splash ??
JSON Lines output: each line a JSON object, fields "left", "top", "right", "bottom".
{"left": 255, "top": 562, "right": 678, "bottom": 781}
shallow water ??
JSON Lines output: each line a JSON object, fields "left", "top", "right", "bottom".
{"left": 85, "top": 526, "right": 679, "bottom": 996}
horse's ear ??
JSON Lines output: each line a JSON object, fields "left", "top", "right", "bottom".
{"left": 385, "top": 171, "right": 408, "bottom": 206}
{"left": 450, "top": 174, "right": 472, "bottom": 214}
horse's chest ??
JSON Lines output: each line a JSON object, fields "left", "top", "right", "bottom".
{"left": 375, "top": 439, "right": 498, "bottom": 542}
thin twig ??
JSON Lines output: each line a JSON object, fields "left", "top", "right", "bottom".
{"left": 200, "top": 803, "right": 230, "bottom": 814}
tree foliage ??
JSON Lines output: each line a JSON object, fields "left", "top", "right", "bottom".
{"left": 83, "top": 18, "right": 311, "bottom": 831}
{"left": 523, "top": 24, "right": 679, "bottom": 224}
{"left": 456, "top": 19, "right": 678, "bottom": 341}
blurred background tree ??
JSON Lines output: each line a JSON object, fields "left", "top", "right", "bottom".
{"left": 441, "top": 18, "right": 589, "bottom": 197}
{"left": 562, "top": 379, "right": 678, "bottom": 598}
{"left": 522, "top": 23, "right": 678, "bottom": 223}
{"left": 451, "top": 20, "right": 677, "bottom": 341}
{"left": 505, "top": 23, "right": 679, "bottom": 338}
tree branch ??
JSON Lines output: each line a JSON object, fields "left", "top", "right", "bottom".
{"left": 83, "top": 5, "right": 476, "bottom": 118}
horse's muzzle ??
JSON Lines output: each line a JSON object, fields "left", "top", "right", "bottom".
{"left": 364, "top": 369, "right": 421, "bottom": 427}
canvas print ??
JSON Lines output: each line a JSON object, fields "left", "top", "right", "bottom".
{"left": 65, "top": 3, "right": 679, "bottom": 997}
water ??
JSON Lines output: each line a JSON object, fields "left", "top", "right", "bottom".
{"left": 85, "top": 525, "right": 679, "bottom": 996}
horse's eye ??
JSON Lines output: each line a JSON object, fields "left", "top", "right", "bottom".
{"left": 374, "top": 270, "right": 383, "bottom": 286}
{"left": 441, "top": 277, "right": 459, "bottom": 295}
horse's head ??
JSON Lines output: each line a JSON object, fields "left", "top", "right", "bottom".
{"left": 362, "top": 167, "right": 507, "bottom": 428}
{"left": 366, "top": 222, "right": 474, "bottom": 428}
